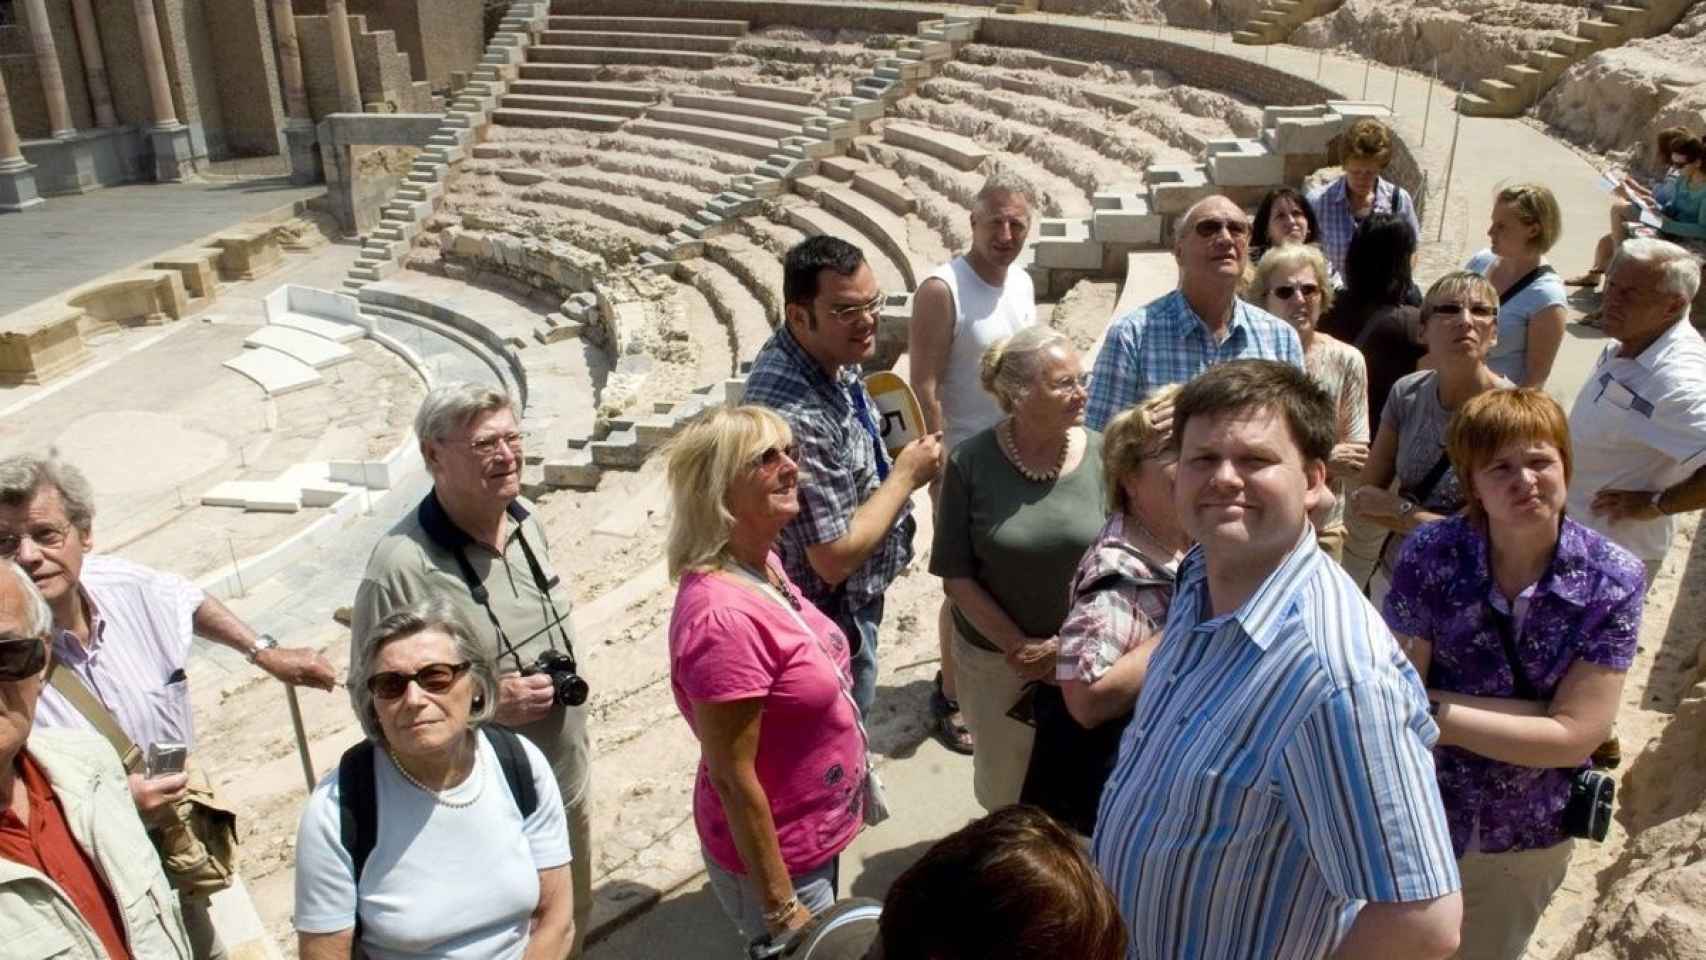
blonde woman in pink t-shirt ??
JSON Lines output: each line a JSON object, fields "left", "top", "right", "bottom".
{"left": 663, "top": 406, "right": 871, "bottom": 953}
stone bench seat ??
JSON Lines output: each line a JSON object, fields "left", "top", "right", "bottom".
{"left": 222, "top": 346, "right": 322, "bottom": 396}
{"left": 527, "top": 44, "right": 722, "bottom": 69}
{"left": 244, "top": 325, "right": 354, "bottom": 369}
{"left": 500, "top": 93, "right": 650, "bottom": 117}
{"left": 645, "top": 105, "right": 801, "bottom": 142}
{"left": 67, "top": 271, "right": 188, "bottom": 327}
{"left": 517, "top": 63, "right": 600, "bottom": 82}
{"left": 669, "top": 93, "right": 823, "bottom": 125}
{"left": 732, "top": 82, "right": 819, "bottom": 107}
{"left": 813, "top": 187, "right": 926, "bottom": 289}
{"left": 151, "top": 248, "right": 225, "bottom": 301}
{"left": 624, "top": 119, "right": 779, "bottom": 160}
{"left": 0, "top": 302, "right": 89, "bottom": 385}
{"left": 881, "top": 120, "right": 988, "bottom": 171}
{"left": 492, "top": 108, "right": 627, "bottom": 132}
{"left": 507, "top": 80, "right": 660, "bottom": 102}
{"left": 545, "top": 15, "right": 748, "bottom": 37}
{"left": 271, "top": 311, "right": 363, "bottom": 344}
{"left": 539, "top": 30, "right": 741, "bottom": 53}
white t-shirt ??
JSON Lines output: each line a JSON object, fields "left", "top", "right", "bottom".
{"left": 1567, "top": 319, "right": 1706, "bottom": 566}
{"left": 927, "top": 256, "right": 1037, "bottom": 452}
{"left": 294, "top": 731, "right": 572, "bottom": 959}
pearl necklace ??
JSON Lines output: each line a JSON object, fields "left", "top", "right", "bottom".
{"left": 1000, "top": 419, "right": 1070, "bottom": 483}
{"left": 388, "top": 744, "right": 484, "bottom": 808}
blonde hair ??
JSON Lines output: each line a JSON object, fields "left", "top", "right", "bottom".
{"left": 1494, "top": 184, "right": 1563, "bottom": 254}
{"left": 1251, "top": 244, "right": 1335, "bottom": 315}
{"left": 1421, "top": 270, "right": 1500, "bottom": 326}
{"left": 980, "top": 325, "right": 1072, "bottom": 413}
{"left": 664, "top": 406, "right": 793, "bottom": 581}
{"left": 1102, "top": 384, "right": 1182, "bottom": 512}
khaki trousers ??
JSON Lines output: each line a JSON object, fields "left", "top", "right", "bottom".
{"left": 1454, "top": 840, "right": 1574, "bottom": 960}
{"left": 952, "top": 631, "right": 1035, "bottom": 811}
{"left": 1341, "top": 508, "right": 1387, "bottom": 592}
{"left": 566, "top": 788, "right": 593, "bottom": 958}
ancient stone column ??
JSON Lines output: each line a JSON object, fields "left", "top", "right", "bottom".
{"left": 326, "top": 0, "right": 363, "bottom": 114}
{"left": 0, "top": 68, "right": 44, "bottom": 211}
{"left": 130, "top": 0, "right": 181, "bottom": 128}
{"left": 69, "top": 0, "right": 116, "bottom": 128}
{"left": 21, "top": 0, "right": 75, "bottom": 138}
{"left": 267, "top": 0, "right": 310, "bottom": 122}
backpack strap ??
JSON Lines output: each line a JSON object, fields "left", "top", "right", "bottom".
{"left": 1499, "top": 264, "right": 1556, "bottom": 303}
{"left": 336, "top": 740, "right": 379, "bottom": 940}
{"left": 484, "top": 726, "right": 537, "bottom": 819}
{"left": 46, "top": 659, "right": 144, "bottom": 774}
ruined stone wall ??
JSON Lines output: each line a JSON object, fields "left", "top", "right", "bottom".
{"left": 157, "top": 0, "right": 223, "bottom": 160}
{"left": 205, "top": 0, "right": 285, "bottom": 157}
{"left": 341, "top": 0, "right": 481, "bottom": 90}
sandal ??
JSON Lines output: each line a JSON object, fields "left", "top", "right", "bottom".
{"left": 1565, "top": 269, "right": 1603, "bottom": 288}
{"left": 930, "top": 671, "right": 975, "bottom": 755}
{"left": 1579, "top": 310, "right": 1603, "bottom": 328}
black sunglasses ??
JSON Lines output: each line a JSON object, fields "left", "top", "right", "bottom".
{"left": 365, "top": 661, "right": 472, "bottom": 700}
{"left": 1193, "top": 217, "right": 1251, "bottom": 239}
{"left": 1431, "top": 303, "right": 1497, "bottom": 318}
{"left": 1273, "top": 283, "right": 1322, "bottom": 301}
{"left": 0, "top": 633, "right": 49, "bottom": 682}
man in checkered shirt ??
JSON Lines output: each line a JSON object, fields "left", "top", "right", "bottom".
{"left": 1087, "top": 195, "right": 1305, "bottom": 433}
{"left": 742, "top": 236, "right": 945, "bottom": 717}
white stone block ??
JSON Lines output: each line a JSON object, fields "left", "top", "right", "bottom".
{"left": 273, "top": 311, "right": 364, "bottom": 343}
{"left": 223, "top": 349, "right": 322, "bottom": 396}
{"left": 1205, "top": 138, "right": 1284, "bottom": 187}
{"left": 1033, "top": 219, "right": 1103, "bottom": 270}
{"left": 1090, "top": 193, "right": 1162, "bottom": 245}
{"left": 245, "top": 326, "right": 354, "bottom": 369}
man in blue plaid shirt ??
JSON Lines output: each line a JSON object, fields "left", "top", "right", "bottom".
{"left": 742, "top": 236, "right": 945, "bottom": 716}
{"left": 1086, "top": 195, "right": 1305, "bottom": 432}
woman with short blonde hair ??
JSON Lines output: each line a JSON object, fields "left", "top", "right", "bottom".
{"left": 663, "top": 406, "right": 871, "bottom": 949}
{"left": 1467, "top": 184, "right": 1569, "bottom": 388}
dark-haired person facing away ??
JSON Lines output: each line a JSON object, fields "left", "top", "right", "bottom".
{"left": 742, "top": 236, "right": 945, "bottom": 718}
{"left": 878, "top": 805, "right": 1126, "bottom": 960}
{"left": 1091, "top": 360, "right": 1461, "bottom": 960}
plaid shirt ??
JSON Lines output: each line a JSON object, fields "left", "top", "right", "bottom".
{"left": 1307, "top": 176, "right": 1421, "bottom": 275}
{"left": 742, "top": 326, "right": 915, "bottom": 613}
{"left": 1085, "top": 289, "right": 1304, "bottom": 430}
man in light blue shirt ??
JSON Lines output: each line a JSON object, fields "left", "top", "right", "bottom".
{"left": 1091, "top": 360, "right": 1461, "bottom": 960}
{"left": 1085, "top": 195, "right": 1303, "bottom": 431}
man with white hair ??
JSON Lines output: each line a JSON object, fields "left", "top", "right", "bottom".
{"left": 1566, "top": 237, "right": 1706, "bottom": 588}
{"left": 350, "top": 382, "right": 593, "bottom": 956}
{"left": 909, "top": 171, "right": 1037, "bottom": 755}
{"left": 2, "top": 561, "right": 193, "bottom": 958}
{"left": 1086, "top": 194, "right": 1305, "bottom": 431}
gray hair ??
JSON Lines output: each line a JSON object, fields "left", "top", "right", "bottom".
{"left": 1611, "top": 238, "right": 1702, "bottom": 320}
{"left": 973, "top": 170, "right": 1033, "bottom": 219}
{"left": 979, "top": 325, "right": 1073, "bottom": 413}
{"left": 0, "top": 453, "right": 97, "bottom": 534}
{"left": 414, "top": 382, "right": 515, "bottom": 446}
{"left": 351, "top": 596, "right": 498, "bottom": 742}
{"left": 1, "top": 561, "right": 53, "bottom": 640}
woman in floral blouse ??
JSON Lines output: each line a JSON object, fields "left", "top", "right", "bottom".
{"left": 1018, "top": 385, "right": 1189, "bottom": 837}
{"left": 1383, "top": 388, "right": 1644, "bottom": 960}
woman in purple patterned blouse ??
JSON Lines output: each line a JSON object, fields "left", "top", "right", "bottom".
{"left": 1018, "top": 385, "right": 1189, "bottom": 837}
{"left": 1383, "top": 388, "right": 1644, "bottom": 960}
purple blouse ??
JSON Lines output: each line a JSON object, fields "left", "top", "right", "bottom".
{"left": 1383, "top": 514, "right": 1644, "bottom": 855}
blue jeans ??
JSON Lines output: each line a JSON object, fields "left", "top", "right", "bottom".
{"left": 703, "top": 850, "right": 840, "bottom": 945}
{"left": 832, "top": 596, "right": 884, "bottom": 719}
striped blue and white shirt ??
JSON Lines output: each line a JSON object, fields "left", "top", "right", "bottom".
{"left": 1084, "top": 290, "right": 1303, "bottom": 431}
{"left": 1091, "top": 530, "right": 1459, "bottom": 960}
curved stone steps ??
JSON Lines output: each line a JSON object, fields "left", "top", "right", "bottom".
{"left": 889, "top": 95, "right": 1116, "bottom": 213}
{"left": 737, "top": 216, "right": 811, "bottom": 259}
{"left": 669, "top": 92, "right": 824, "bottom": 126}
{"left": 538, "top": 30, "right": 743, "bottom": 54}
{"left": 578, "top": 131, "right": 760, "bottom": 177}
{"left": 670, "top": 278, "right": 737, "bottom": 380}
{"left": 773, "top": 195, "right": 913, "bottom": 294}
{"left": 645, "top": 105, "right": 804, "bottom": 143}
{"left": 545, "top": 16, "right": 749, "bottom": 37}
{"left": 490, "top": 179, "right": 685, "bottom": 239}
{"left": 527, "top": 44, "right": 724, "bottom": 70}
{"left": 703, "top": 233, "right": 785, "bottom": 332}
{"left": 678, "top": 256, "right": 773, "bottom": 363}
{"left": 448, "top": 195, "right": 660, "bottom": 261}
{"left": 475, "top": 141, "right": 733, "bottom": 196}
{"left": 463, "top": 156, "right": 714, "bottom": 220}
{"left": 623, "top": 117, "right": 780, "bottom": 161}
{"left": 507, "top": 79, "right": 662, "bottom": 102}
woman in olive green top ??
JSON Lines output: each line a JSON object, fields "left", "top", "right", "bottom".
{"left": 930, "top": 325, "right": 1107, "bottom": 811}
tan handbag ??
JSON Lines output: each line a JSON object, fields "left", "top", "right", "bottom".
{"left": 47, "top": 661, "right": 240, "bottom": 897}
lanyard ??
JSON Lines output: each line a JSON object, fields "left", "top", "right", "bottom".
{"left": 728, "top": 563, "right": 873, "bottom": 764}
{"left": 846, "top": 382, "right": 890, "bottom": 482}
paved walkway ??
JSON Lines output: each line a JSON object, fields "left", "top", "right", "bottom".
{"left": 0, "top": 177, "right": 325, "bottom": 315}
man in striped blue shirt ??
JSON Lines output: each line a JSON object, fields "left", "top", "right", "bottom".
{"left": 1085, "top": 195, "right": 1303, "bottom": 432}
{"left": 1091, "top": 360, "right": 1461, "bottom": 960}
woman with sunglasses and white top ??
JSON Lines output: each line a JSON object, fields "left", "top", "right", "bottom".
{"left": 1253, "top": 244, "right": 1370, "bottom": 563}
{"left": 1353, "top": 272, "right": 1512, "bottom": 603}
{"left": 294, "top": 599, "right": 573, "bottom": 960}
{"left": 664, "top": 406, "right": 871, "bottom": 951}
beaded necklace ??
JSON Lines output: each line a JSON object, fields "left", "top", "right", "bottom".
{"left": 999, "top": 419, "right": 1070, "bottom": 482}
{"left": 387, "top": 743, "right": 485, "bottom": 808}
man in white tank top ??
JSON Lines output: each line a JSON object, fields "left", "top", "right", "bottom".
{"left": 908, "top": 173, "right": 1037, "bottom": 755}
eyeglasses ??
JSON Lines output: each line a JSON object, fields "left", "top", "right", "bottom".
{"left": 1192, "top": 217, "right": 1252, "bottom": 239}
{"left": 0, "top": 634, "right": 48, "bottom": 682}
{"left": 1431, "top": 303, "right": 1497, "bottom": 318}
{"left": 824, "top": 294, "right": 886, "bottom": 324}
{"left": 1272, "top": 283, "right": 1322, "bottom": 301}
{"left": 750, "top": 444, "right": 798, "bottom": 471}
{"left": 0, "top": 523, "right": 70, "bottom": 558}
{"left": 1047, "top": 373, "right": 1093, "bottom": 393}
{"left": 469, "top": 431, "right": 525, "bottom": 458}
{"left": 365, "top": 661, "right": 472, "bottom": 699}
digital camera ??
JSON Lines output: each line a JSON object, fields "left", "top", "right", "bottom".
{"left": 523, "top": 649, "right": 589, "bottom": 708}
{"left": 1562, "top": 769, "right": 1616, "bottom": 842}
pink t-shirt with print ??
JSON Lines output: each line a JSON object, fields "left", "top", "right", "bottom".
{"left": 668, "top": 556, "right": 866, "bottom": 876}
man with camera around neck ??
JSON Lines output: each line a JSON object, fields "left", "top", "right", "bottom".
{"left": 350, "top": 382, "right": 593, "bottom": 958}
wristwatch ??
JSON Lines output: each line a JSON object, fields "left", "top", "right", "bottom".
{"left": 1398, "top": 499, "right": 1417, "bottom": 518}
{"left": 247, "top": 633, "right": 278, "bottom": 664}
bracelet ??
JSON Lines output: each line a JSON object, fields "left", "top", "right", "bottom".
{"left": 1650, "top": 489, "right": 1667, "bottom": 515}
{"left": 763, "top": 896, "right": 800, "bottom": 927}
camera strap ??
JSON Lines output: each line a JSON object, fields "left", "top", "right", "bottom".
{"left": 1485, "top": 603, "right": 1540, "bottom": 702}
{"left": 45, "top": 657, "right": 145, "bottom": 774}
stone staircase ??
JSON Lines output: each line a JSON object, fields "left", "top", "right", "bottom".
{"left": 1457, "top": 0, "right": 1696, "bottom": 116}
{"left": 1232, "top": 0, "right": 1343, "bottom": 45}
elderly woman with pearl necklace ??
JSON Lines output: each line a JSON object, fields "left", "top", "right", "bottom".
{"left": 930, "top": 324, "right": 1107, "bottom": 811}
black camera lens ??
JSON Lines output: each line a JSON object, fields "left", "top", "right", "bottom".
{"left": 555, "top": 672, "right": 589, "bottom": 707}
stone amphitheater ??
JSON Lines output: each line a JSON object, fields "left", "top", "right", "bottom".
{"left": 2, "top": 0, "right": 1704, "bottom": 957}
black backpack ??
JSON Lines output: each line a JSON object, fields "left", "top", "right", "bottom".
{"left": 337, "top": 726, "right": 537, "bottom": 936}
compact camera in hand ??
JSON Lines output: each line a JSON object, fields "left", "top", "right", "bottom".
{"left": 1563, "top": 769, "right": 1616, "bottom": 842}
{"left": 522, "top": 649, "right": 589, "bottom": 708}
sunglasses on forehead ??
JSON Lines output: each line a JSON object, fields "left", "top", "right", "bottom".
{"left": 0, "top": 633, "right": 48, "bottom": 682}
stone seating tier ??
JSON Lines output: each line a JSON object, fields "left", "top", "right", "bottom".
{"left": 625, "top": 119, "right": 780, "bottom": 160}
{"left": 491, "top": 109, "right": 628, "bottom": 131}
{"left": 222, "top": 348, "right": 322, "bottom": 397}
{"left": 507, "top": 80, "right": 661, "bottom": 102}
{"left": 646, "top": 106, "right": 803, "bottom": 142}
{"left": 544, "top": 15, "right": 749, "bottom": 37}
{"left": 880, "top": 121, "right": 988, "bottom": 172}
{"left": 527, "top": 44, "right": 723, "bottom": 69}
{"left": 244, "top": 326, "right": 354, "bottom": 369}
{"left": 670, "top": 93, "right": 824, "bottom": 126}
{"left": 500, "top": 94, "right": 652, "bottom": 118}
{"left": 539, "top": 30, "right": 742, "bottom": 53}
